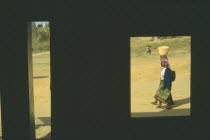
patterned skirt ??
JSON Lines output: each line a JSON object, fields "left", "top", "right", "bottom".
{"left": 154, "top": 81, "right": 174, "bottom": 105}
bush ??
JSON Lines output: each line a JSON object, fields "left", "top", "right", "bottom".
{"left": 32, "top": 23, "right": 50, "bottom": 53}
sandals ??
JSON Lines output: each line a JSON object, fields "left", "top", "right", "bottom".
{"left": 162, "top": 105, "right": 172, "bottom": 110}
{"left": 151, "top": 102, "right": 158, "bottom": 105}
{"left": 151, "top": 101, "right": 172, "bottom": 110}
{"left": 156, "top": 105, "right": 162, "bottom": 108}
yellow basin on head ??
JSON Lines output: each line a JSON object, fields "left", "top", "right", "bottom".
{"left": 158, "top": 46, "right": 169, "bottom": 55}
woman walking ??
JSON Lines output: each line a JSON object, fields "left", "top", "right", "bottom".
{"left": 155, "top": 58, "right": 174, "bottom": 109}
{"left": 151, "top": 46, "right": 174, "bottom": 109}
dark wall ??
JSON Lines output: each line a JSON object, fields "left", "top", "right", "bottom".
{"left": 1, "top": 2, "right": 210, "bottom": 140}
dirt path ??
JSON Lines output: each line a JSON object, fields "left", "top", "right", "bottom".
{"left": 33, "top": 52, "right": 51, "bottom": 139}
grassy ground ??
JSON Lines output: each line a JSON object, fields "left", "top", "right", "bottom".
{"left": 131, "top": 37, "right": 191, "bottom": 117}
{"left": 130, "top": 36, "right": 191, "bottom": 58}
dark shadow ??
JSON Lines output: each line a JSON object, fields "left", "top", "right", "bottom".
{"left": 173, "top": 97, "right": 190, "bottom": 108}
{"left": 38, "top": 117, "right": 51, "bottom": 125}
{"left": 35, "top": 117, "right": 51, "bottom": 140}
{"left": 33, "top": 76, "right": 48, "bottom": 79}
{"left": 131, "top": 97, "right": 191, "bottom": 118}
{"left": 131, "top": 108, "right": 190, "bottom": 118}
{"left": 35, "top": 117, "right": 51, "bottom": 130}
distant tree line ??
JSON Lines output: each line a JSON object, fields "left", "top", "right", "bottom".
{"left": 152, "top": 36, "right": 184, "bottom": 41}
{"left": 32, "top": 22, "right": 50, "bottom": 52}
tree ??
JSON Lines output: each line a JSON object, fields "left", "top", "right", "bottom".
{"left": 32, "top": 23, "right": 50, "bottom": 52}
{"left": 37, "top": 24, "right": 43, "bottom": 28}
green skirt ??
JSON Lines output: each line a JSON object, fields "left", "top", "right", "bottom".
{"left": 154, "top": 81, "right": 174, "bottom": 104}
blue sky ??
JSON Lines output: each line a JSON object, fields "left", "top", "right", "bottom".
{"left": 33, "top": 21, "right": 49, "bottom": 26}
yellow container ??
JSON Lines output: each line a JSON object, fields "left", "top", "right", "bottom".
{"left": 158, "top": 46, "right": 169, "bottom": 55}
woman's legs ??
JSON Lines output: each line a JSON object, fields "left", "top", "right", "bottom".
{"left": 163, "top": 94, "right": 174, "bottom": 109}
{"left": 167, "top": 94, "right": 174, "bottom": 105}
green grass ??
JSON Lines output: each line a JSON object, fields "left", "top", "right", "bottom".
{"left": 32, "top": 51, "right": 50, "bottom": 76}
{"left": 32, "top": 41, "right": 50, "bottom": 53}
{"left": 130, "top": 36, "right": 191, "bottom": 58}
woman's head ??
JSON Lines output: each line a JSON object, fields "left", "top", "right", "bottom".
{"left": 161, "top": 58, "right": 169, "bottom": 67}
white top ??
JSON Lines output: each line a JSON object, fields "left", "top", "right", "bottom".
{"left": 160, "top": 67, "right": 166, "bottom": 80}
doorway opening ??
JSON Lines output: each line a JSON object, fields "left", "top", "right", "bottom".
{"left": 30, "top": 21, "right": 51, "bottom": 140}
